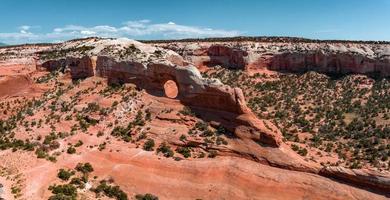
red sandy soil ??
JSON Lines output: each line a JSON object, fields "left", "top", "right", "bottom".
{"left": 0, "top": 148, "right": 386, "bottom": 200}
{"left": 0, "top": 59, "right": 388, "bottom": 200}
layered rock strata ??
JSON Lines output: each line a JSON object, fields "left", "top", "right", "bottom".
{"left": 153, "top": 40, "right": 390, "bottom": 76}
{"left": 34, "top": 37, "right": 390, "bottom": 195}
{"left": 36, "top": 38, "right": 282, "bottom": 148}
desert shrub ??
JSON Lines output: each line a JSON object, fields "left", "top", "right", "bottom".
{"left": 57, "top": 169, "right": 75, "bottom": 181}
{"left": 97, "top": 131, "right": 104, "bottom": 137}
{"left": 84, "top": 102, "right": 100, "bottom": 113}
{"left": 179, "top": 106, "right": 195, "bottom": 116}
{"left": 48, "top": 184, "right": 77, "bottom": 200}
{"left": 291, "top": 144, "right": 308, "bottom": 156}
{"left": 208, "top": 150, "right": 218, "bottom": 158}
{"left": 298, "top": 148, "right": 308, "bottom": 156}
{"left": 133, "top": 111, "right": 145, "bottom": 126}
{"left": 93, "top": 180, "right": 128, "bottom": 200}
{"left": 35, "top": 148, "right": 47, "bottom": 158}
{"left": 74, "top": 140, "right": 83, "bottom": 147}
{"left": 216, "top": 137, "right": 228, "bottom": 145}
{"left": 145, "top": 109, "right": 151, "bottom": 121}
{"left": 194, "top": 121, "right": 208, "bottom": 131}
{"left": 111, "top": 125, "right": 131, "bottom": 142}
{"left": 143, "top": 139, "right": 155, "bottom": 151}
{"left": 76, "top": 114, "right": 99, "bottom": 131}
{"left": 156, "top": 143, "right": 174, "bottom": 157}
{"left": 67, "top": 146, "right": 76, "bottom": 154}
{"left": 75, "top": 163, "right": 94, "bottom": 174}
{"left": 291, "top": 144, "right": 299, "bottom": 151}
{"left": 70, "top": 177, "right": 85, "bottom": 189}
{"left": 179, "top": 134, "right": 186, "bottom": 142}
{"left": 176, "top": 147, "right": 191, "bottom": 158}
{"left": 43, "top": 132, "right": 58, "bottom": 145}
{"left": 135, "top": 193, "right": 159, "bottom": 200}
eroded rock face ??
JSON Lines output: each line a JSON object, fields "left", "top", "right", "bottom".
{"left": 33, "top": 38, "right": 390, "bottom": 195}
{"left": 320, "top": 166, "right": 390, "bottom": 193}
{"left": 36, "top": 39, "right": 252, "bottom": 115}
{"left": 154, "top": 41, "right": 390, "bottom": 76}
{"left": 35, "top": 38, "right": 282, "bottom": 147}
{"left": 204, "top": 45, "right": 248, "bottom": 69}
{"left": 0, "top": 75, "right": 33, "bottom": 97}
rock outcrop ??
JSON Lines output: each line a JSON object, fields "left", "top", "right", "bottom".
{"left": 32, "top": 37, "right": 389, "bottom": 197}
{"left": 153, "top": 40, "right": 390, "bottom": 76}
{"left": 151, "top": 38, "right": 390, "bottom": 194}
{"left": 35, "top": 38, "right": 282, "bottom": 148}
{"left": 320, "top": 166, "right": 390, "bottom": 193}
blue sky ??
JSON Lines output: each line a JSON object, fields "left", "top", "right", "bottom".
{"left": 0, "top": 0, "right": 390, "bottom": 44}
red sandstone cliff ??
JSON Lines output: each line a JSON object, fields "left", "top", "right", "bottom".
{"left": 152, "top": 40, "right": 390, "bottom": 76}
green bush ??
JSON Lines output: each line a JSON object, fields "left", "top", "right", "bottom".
{"left": 157, "top": 143, "right": 174, "bottom": 157}
{"left": 179, "top": 106, "right": 195, "bottom": 116}
{"left": 176, "top": 147, "right": 191, "bottom": 158}
{"left": 208, "top": 150, "right": 217, "bottom": 158}
{"left": 94, "top": 180, "right": 128, "bottom": 200}
{"left": 70, "top": 177, "right": 85, "bottom": 189}
{"left": 75, "top": 163, "right": 94, "bottom": 174}
{"left": 57, "top": 169, "right": 75, "bottom": 181}
{"left": 48, "top": 184, "right": 77, "bottom": 200}
{"left": 143, "top": 139, "right": 155, "bottom": 151}
{"left": 35, "top": 148, "right": 47, "bottom": 158}
{"left": 67, "top": 146, "right": 76, "bottom": 154}
{"left": 74, "top": 140, "right": 83, "bottom": 147}
{"left": 135, "top": 193, "right": 159, "bottom": 200}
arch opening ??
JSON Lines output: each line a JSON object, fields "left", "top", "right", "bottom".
{"left": 163, "top": 80, "right": 179, "bottom": 99}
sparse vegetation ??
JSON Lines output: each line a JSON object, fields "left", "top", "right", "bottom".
{"left": 57, "top": 169, "right": 75, "bottom": 181}
{"left": 135, "top": 193, "right": 159, "bottom": 200}
{"left": 207, "top": 69, "right": 390, "bottom": 169}
{"left": 143, "top": 139, "right": 155, "bottom": 151}
{"left": 75, "top": 162, "right": 94, "bottom": 174}
{"left": 157, "top": 143, "right": 174, "bottom": 157}
{"left": 176, "top": 147, "right": 191, "bottom": 158}
{"left": 67, "top": 146, "right": 76, "bottom": 154}
{"left": 48, "top": 184, "right": 78, "bottom": 200}
{"left": 93, "top": 180, "right": 128, "bottom": 200}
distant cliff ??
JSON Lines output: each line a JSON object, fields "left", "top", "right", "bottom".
{"left": 151, "top": 37, "right": 390, "bottom": 77}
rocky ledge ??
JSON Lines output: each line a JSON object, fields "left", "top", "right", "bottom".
{"left": 152, "top": 38, "right": 390, "bottom": 76}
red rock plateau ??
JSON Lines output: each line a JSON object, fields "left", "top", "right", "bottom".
{"left": 0, "top": 37, "right": 388, "bottom": 200}
{"left": 150, "top": 37, "right": 390, "bottom": 76}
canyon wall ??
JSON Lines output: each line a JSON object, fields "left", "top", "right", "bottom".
{"left": 152, "top": 40, "right": 390, "bottom": 76}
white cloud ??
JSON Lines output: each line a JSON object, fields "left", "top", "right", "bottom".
{"left": 19, "top": 25, "right": 31, "bottom": 34}
{"left": 0, "top": 20, "right": 241, "bottom": 44}
{"left": 80, "top": 30, "right": 96, "bottom": 35}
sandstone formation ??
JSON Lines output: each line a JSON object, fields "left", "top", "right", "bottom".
{"left": 34, "top": 38, "right": 390, "bottom": 194}
{"left": 36, "top": 38, "right": 283, "bottom": 148}
{"left": 320, "top": 166, "right": 390, "bottom": 193}
{"left": 152, "top": 38, "right": 390, "bottom": 76}
{"left": 0, "top": 37, "right": 388, "bottom": 199}
{"left": 37, "top": 39, "right": 246, "bottom": 113}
